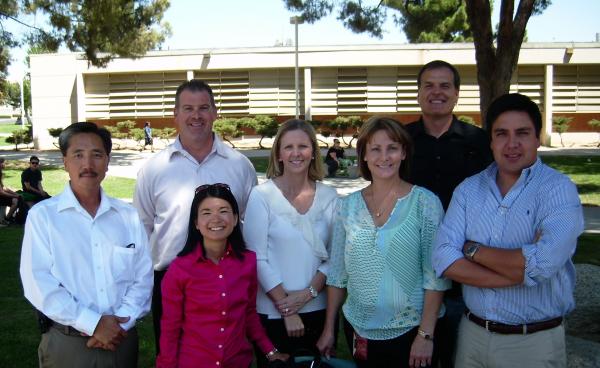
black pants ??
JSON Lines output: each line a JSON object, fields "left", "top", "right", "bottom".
{"left": 255, "top": 309, "right": 327, "bottom": 368}
{"left": 152, "top": 269, "right": 168, "bottom": 355}
{"left": 325, "top": 160, "right": 339, "bottom": 177}
{"left": 343, "top": 317, "right": 438, "bottom": 368}
{"left": 436, "top": 295, "right": 465, "bottom": 368}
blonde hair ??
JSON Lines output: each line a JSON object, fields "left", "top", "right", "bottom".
{"left": 266, "top": 119, "right": 324, "bottom": 181}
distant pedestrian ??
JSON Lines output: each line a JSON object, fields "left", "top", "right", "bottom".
{"left": 143, "top": 122, "right": 154, "bottom": 152}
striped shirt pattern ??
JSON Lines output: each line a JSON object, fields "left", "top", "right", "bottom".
{"left": 433, "top": 158, "right": 584, "bottom": 324}
{"left": 328, "top": 186, "right": 450, "bottom": 340}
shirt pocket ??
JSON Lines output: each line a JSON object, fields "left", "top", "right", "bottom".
{"left": 110, "top": 246, "right": 136, "bottom": 284}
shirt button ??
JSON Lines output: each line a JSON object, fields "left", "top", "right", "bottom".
{"left": 436, "top": 156, "right": 441, "bottom": 160}
{"left": 100, "top": 288, "right": 104, "bottom": 292}
{"left": 216, "top": 362, "right": 220, "bottom": 366}
{"left": 221, "top": 292, "right": 226, "bottom": 297}
{"left": 218, "top": 274, "right": 223, "bottom": 279}
{"left": 218, "top": 344, "right": 223, "bottom": 349}
{"left": 220, "top": 327, "right": 225, "bottom": 332}
{"left": 222, "top": 311, "right": 226, "bottom": 315}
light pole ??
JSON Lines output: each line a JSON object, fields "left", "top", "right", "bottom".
{"left": 290, "top": 16, "right": 304, "bottom": 119}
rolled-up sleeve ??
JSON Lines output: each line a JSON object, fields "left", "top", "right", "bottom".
{"left": 522, "top": 179, "right": 584, "bottom": 286}
{"left": 326, "top": 200, "right": 348, "bottom": 288}
{"left": 421, "top": 194, "right": 451, "bottom": 291}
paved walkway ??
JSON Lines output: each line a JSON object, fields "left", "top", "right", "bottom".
{"left": 1, "top": 147, "right": 599, "bottom": 233}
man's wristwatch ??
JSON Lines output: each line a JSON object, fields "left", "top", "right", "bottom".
{"left": 464, "top": 241, "right": 481, "bottom": 261}
{"left": 417, "top": 329, "right": 433, "bottom": 341}
{"left": 308, "top": 285, "right": 318, "bottom": 298}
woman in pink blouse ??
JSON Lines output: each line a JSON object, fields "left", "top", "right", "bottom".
{"left": 157, "top": 183, "right": 288, "bottom": 368}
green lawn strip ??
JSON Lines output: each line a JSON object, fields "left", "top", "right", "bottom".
{"left": 0, "top": 124, "right": 26, "bottom": 134}
{"left": 541, "top": 156, "right": 600, "bottom": 207}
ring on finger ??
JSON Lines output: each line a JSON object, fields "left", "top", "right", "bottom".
{"left": 285, "top": 308, "right": 289, "bottom": 314}
{"left": 420, "top": 362, "right": 427, "bottom": 367}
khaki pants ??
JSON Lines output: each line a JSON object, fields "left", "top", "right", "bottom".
{"left": 38, "top": 326, "right": 138, "bottom": 368}
{"left": 455, "top": 316, "right": 566, "bottom": 368}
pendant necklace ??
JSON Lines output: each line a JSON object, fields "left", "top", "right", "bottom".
{"left": 371, "top": 188, "right": 397, "bottom": 218}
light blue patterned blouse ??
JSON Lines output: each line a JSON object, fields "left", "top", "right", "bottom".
{"left": 327, "top": 186, "right": 451, "bottom": 340}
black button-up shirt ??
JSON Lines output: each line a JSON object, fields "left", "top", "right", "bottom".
{"left": 406, "top": 116, "right": 493, "bottom": 211}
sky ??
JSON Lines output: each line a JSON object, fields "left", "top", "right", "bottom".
{"left": 6, "top": 0, "right": 600, "bottom": 81}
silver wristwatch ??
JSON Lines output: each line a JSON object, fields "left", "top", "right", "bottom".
{"left": 308, "top": 285, "right": 318, "bottom": 298}
{"left": 464, "top": 241, "right": 481, "bottom": 261}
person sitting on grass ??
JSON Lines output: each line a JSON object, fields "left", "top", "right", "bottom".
{"left": 157, "top": 183, "right": 289, "bottom": 368}
{"left": 0, "top": 157, "right": 25, "bottom": 225}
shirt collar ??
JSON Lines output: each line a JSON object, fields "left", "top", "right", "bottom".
{"left": 168, "top": 133, "right": 230, "bottom": 162}
{"left": 195, "top": 242, "right": 234, "bottom": 263}
{"left": 414, "top": 115, "right": 465, "bottom": 138}
{"left": 57, "top": 183, "right": 114, "bottom": 217}
{"left": 486, "top": 156, "right": 542, "bottom": 186}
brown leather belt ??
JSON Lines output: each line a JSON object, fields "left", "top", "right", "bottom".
{"left": 465, "top": 310, "right": 562, "bottom": 335}
{"left": 50, "top": 321, "right": 84, "bottom": 337}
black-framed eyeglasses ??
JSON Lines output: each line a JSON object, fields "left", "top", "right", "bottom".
{"left": 195, "top": 183, "right": 231, "bottom": 194}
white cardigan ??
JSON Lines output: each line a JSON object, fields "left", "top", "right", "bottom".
{"left": 243, "top": 180, "right": 338, "bottom": 318}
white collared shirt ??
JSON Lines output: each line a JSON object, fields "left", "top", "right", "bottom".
{"left": 133, "top": 135, "right": 257, "bottom": 270}
{"left": 20, "top": 184, "right": 153, "bottom": 336}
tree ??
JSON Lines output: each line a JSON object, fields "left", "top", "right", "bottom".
{"left": 587, "top": 119, "right": 600, "bottom": 148}
{"left": 284, "top": 0, "right": 551, "bottom": 128}
{"left": 0, "top": 0, "right": 171, "bottom": 82}
{"left": 5, "top": 126, "right": 32, "bottom": 150}
{"left": 246, "top": 115, "right": 279, "bottom": 149}
{"left": 213, "top": 118, "right": 243, "bottom": 148}
{"left": 552, "top": 116, "right": 571, "bottom": 147}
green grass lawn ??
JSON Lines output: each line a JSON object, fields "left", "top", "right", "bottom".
{"left": 541, "top": 156, "right": 600, "bottom": 207}
{"left": 1, "top": 224, "right": 597, "bottom": 366}
{"left": 0, "top": 123, "right": 25, "bottom": 134}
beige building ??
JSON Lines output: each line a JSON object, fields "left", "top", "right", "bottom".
{"left": 30, "top": 43, "right": 600, "bottom": 149}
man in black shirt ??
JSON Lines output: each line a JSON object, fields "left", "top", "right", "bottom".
{"left": 324, "top": 138, "right": 345, "bottom": 177}
{"left": 405, "top": 60, "right": 492, "bottom": 367}
{"left": 21, "top": 155, "right": 50, "bottom": 204}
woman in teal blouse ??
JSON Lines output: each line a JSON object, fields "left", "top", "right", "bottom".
{"left": 317, "top": 117, "right": 450, "bottom": 368}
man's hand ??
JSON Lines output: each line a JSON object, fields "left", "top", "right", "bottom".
{"left": 91, "top": 315, "right": 129, "bottom": 351}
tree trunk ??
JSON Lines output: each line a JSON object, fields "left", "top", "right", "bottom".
{"left": 466, "top": 0, "right": 536, "bottom": 130}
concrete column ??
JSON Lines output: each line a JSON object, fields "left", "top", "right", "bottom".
{"left": 543, "top": 64, "right": 553, "bottom": 146}
{"left": 76, "top": 73, "right": 86, "bottom": 122}
{"left": 187, "top": 70, "right": 194, "bottom": 80}
{"left": 304, "top": 68, "right": 312, "bottom": 120}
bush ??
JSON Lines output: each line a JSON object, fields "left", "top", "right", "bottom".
{"left": 6, "top": 127, "right": 32, "bottom": 151}
{"left": 246, "top": 115, "right": 278, "bottom": 149}
{"left": 213, "top": 118, "right": 243, "bottom": 147}
{"left": 553, "top": 116, "right": 572, "bottom": 147}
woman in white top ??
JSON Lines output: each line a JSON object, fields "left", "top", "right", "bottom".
{"left": 243, "top": 119, "right": 338, "bottom": 367}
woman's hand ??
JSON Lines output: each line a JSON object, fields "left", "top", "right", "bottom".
{"left": 283, "top": 314, "right": 305, "bottom": 337}
{"left": 267, "top": 351, "right": 290, "bottom": 363}
{"left": 316, "top": 329, "right": 336, "bottom": 359}
{"left": 409, "top": 334, "right": 433, "bottom": 368}
{"left": 276, "top": 290, "right": 311, "bottom": 316}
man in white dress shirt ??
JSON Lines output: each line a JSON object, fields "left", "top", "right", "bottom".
{"left": 133, "top": 79, "right": 257, "bottom": 352}
{"left": 20, "top": 122, "right": 153, "bottom": 367}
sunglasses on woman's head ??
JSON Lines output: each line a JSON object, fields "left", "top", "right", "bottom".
{"left": 195, "top": 183, "right": 231, "bottom": 194}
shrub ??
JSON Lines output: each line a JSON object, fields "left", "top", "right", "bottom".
{"left": 553, "top": 116, "right": 572, "bottom": 147}
{"left": 213, "top": 118, "right": 243, "bottom": 148}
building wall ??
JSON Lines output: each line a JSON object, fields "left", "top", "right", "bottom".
{"left": 30, "top": 43, "right": 600, "bottom": 149}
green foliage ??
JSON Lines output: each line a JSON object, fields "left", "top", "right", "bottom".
{"left": 458, "top": 115, "right": 477, "bottom": 126}
{"left": 248, "top": 115, "right": 279, "bottom": 149}
{"left": 589, "top": 119, "right": 600, "bottom": 147}
{"left": 0, "top": 0, "right": 170, "bottom": 85}
{"left": 398, "top": 0, "right": 471, "bottom": 42}
{"left": 5, "top": 126, "right": 32, "bottom": 150}
{"left": 47, "top": 127, "right": 63, "bottom": 138}
{"left": 155, "top": 127, "right": 177, "bottom": 144}
{"left": 552, "top": 116, "right": 572, "bottom": 147}
{"left": 213, "top": 118, "right": 243, "bottom": 148}
{"left": 130, "top": 128, "right": 146, "bottom": 144}
{"left": 1, "top": 80, "right": 21, "bottom": 108}
{"left": 346, "top": 116, "right": 364, "bottom": 148}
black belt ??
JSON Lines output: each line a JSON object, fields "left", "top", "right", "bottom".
{"left": 50, "top": 321, "right": 85, "bottom": 337}
{"left": 465, "top": 310, "right": 562, "bottom": 335}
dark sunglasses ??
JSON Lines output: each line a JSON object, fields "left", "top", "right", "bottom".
{"left": 31, "top": 162, "right": 40, "bottom": 165}
{"left": 195, "top": 183, "right": 231, "bottom": 194}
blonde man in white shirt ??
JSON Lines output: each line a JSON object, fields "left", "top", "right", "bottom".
{"left": 20, "top": 122, "right": 153, "bottom": 367}
{"left": 133, "top": 79, "right": 257, "bottom": 352}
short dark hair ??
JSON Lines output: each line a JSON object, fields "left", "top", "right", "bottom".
{"left": 178, "top": 184, "right": 246, "bottom": 260}
{"left": 29, "top": 155, "right": 39, "bottom": 163}
{"left": 356, "top": 116, "right": 413, "bottom": 182}
{"left": 486, "top": 93, "right": 542, "bottom": 138}
{"left": 417, "top": 60, "right": 461, "bottom": 90}
{"left": 175, "top": 79, "right": 216, "bottom": 108}
{"left": 58, "top": 122, "right": 112, "bottom": 156}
